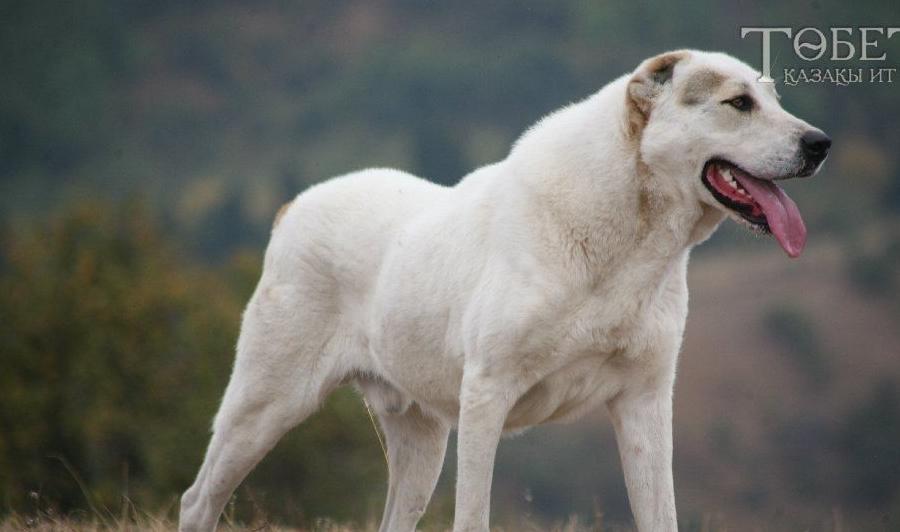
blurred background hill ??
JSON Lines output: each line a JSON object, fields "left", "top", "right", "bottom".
{"left": 1, "top": 0, "right": 899, "bottom": 530}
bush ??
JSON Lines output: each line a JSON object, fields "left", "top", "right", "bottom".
{"left": 0, "top": 201, "right": 385, "bottom": 526}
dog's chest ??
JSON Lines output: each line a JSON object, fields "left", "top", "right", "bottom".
{"left": 504, "top": 268, "right": 690, "bottom": 430}
{"left": 504, "top": 355, "right": 622, "bottom": 429}
{"left": 561, "top": 257, "right": 689, "bottom": 361}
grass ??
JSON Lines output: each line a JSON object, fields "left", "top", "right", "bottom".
{"left": 0, "top": 504, "right": 365, "bottom": 532}
{"left": 4, "top": 449, "right": 619, "bottom": 531}
{"left": 0, "top": 513, "right": 616, "bottom": 532}
{"left": 0, "top": 490, "right": 612, "bottom": 532}
{"left": 0, "top": 496, "right": 628, "bottom": 532}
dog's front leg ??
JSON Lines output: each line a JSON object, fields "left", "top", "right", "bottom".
{"left": 608, "top": 386, "right": 677, "bottom": 532}
{"left": 452, "top": 371, "right": 517, "bottom": 532}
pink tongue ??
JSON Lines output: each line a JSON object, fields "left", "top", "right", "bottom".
{"left": 732, "top": 172, "right": 807, "bottom": 258}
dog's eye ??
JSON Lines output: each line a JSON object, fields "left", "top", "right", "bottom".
{"left": 725, "top": 95, "right": 753, "bottom": 112}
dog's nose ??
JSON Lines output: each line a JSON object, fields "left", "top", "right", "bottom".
{"left": 801, "top": 130, "right": 832, "bottom": 164}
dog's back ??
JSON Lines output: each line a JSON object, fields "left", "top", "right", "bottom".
{"left": 265, "top": 168, "right": 447, "bottom": 292}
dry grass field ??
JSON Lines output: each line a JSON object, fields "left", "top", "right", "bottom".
{"left": 0, "top": 514, "right": 622, "bottom": 532}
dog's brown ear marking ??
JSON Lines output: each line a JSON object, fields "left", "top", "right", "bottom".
{"left": 680, "top": 69, "right": 726, "bottom": 105}
{"left": 626, "top": 51, "right": 690, "bottom": 138}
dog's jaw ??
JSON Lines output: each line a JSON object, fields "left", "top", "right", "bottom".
{"left": 687, "top": 202, "right": 727, "bottom": 246}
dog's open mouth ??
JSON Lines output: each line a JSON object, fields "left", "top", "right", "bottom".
{"left": 701, "top": 160, "right": 807, "bottom": 258}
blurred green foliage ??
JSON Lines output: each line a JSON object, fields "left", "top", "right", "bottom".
{"left": 2, "top": 0, "right": 898, "bottom": 260}
{"left": 0, "top": 202, "right": 385, "bottom": 524}
{"left": 0, "top": 201, "right": 238, "bottom": 511}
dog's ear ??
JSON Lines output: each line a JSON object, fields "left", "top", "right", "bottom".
{"left": 626, "top": 51, "right": 690, "bottom": 138}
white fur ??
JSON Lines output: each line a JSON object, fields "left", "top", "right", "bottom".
{"left": 179, "top": 50, "right": 824, "bottom": 532}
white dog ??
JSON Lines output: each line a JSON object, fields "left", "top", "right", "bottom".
{"left": 179, "top": 50, "right": 830, "bottom": 532}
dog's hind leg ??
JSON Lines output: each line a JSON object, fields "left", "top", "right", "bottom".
{"left": 179, "top": 282, "right": 343, "bottom": 532}
{"left": 375, "top": 403, "right": 449, "bottom": 532}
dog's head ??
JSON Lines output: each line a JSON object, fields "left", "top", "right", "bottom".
{"left": 626, "top": 50, "right": 830, "bottom": 258}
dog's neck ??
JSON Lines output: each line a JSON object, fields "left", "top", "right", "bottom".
{"left": 499, "top": 80, "right": 724, "bottom": 283}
